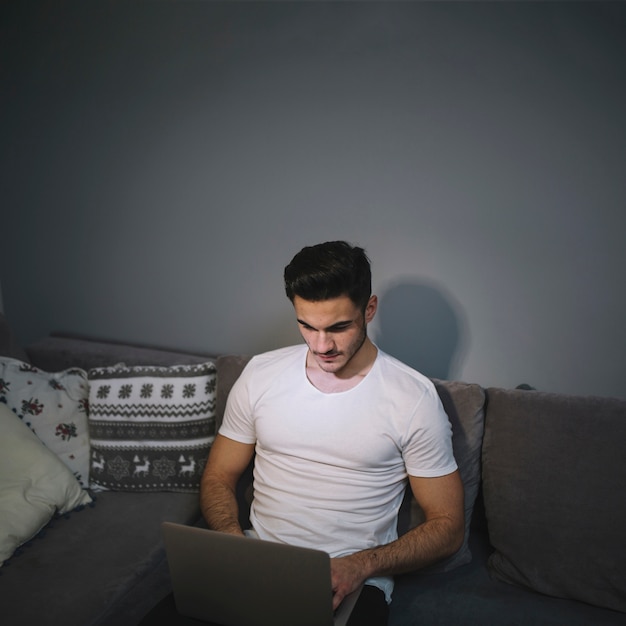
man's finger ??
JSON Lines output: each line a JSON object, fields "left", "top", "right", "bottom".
{"left": 332, "top": 589, "right": 346, "bottom": 612}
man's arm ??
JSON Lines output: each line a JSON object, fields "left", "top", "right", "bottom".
{"left": 200, "top": 433, "right": 255, "bottom": 536}
{"left": 330, "top": 469, "right": 464, "bottom": 609}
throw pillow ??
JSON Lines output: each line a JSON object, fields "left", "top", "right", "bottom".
{"left": 482, "top": 387, "right": 626, "bottom": 613}
{"left": 0, "top": 357, "right": 91, "bottom": 487}
{"left": 0, "top": 402, "right": 92, "bottom": 566}
{"left": 398, "top": 378, "right": 486, "bottom": 573}
{"left": 88, "top": 361, "right": 217, "bottom": 492}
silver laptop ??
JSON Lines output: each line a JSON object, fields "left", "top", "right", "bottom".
{"left": 162, "top": 522, "right": 362, "bottom": 626}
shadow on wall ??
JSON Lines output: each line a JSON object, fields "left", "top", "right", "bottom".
{"left": 374, "top": 279, "right": 467, "bottom": 381}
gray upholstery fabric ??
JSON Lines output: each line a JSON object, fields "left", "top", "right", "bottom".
{"left": 25, "top": 335, "right": 214, "bottom": 372}
{"left": 1, "top": 492, "right": 200, "bottom": 626}
{"left": 390, "top": 531, "right": 626, "bottom": 625}
{"left": 0, "top": 313, "right": 29, "bottom": 362}
{"left": 215, "top": 354, "right": 252, "bottom": 428}
{"left": 482, "top": 387, "right": 626, "bottom": 613}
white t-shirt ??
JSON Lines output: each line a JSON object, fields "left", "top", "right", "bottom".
{"left": 219, "top": 344, "right": 457, "bottom": 600}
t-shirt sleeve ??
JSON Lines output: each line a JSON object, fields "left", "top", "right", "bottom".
{"left": 402, "top": 383, "right": 458, "bottom": 478}
{"left": 218, "top": 360, "right": 257, "bottom": 445}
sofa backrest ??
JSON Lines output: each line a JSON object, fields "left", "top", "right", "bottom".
{"left": 215, "top": 355, "right": 253, "bottom": 430}
{"left": 26, "top": 335, "right": 215, "bottom": 372}
{"left": 482, "top": 387, "right": 626, "bottom": 613}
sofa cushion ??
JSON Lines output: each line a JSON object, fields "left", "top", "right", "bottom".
{"left": 0, "top": 402, "right": 92, "bottom": 566}
{"left": 482, "top": 387, "right": 626, "bottom": 613}
{"left": 390, "top": 530, "right": 626, "bottom": 626}
{"left": 88, "top": 362, "right": 217, "bottom": 492}
{"left": 0, "top": 357, "right": 91, "bottom": 486}
{"left": 0, "top": 490, "right": 200, "bottom": 626}
{"left": 398, "top": 378, "right": 485, "bottom": 573}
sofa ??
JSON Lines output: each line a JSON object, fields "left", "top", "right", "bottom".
{"left": 1, "top": 314, "right": 625, "bottom": 625}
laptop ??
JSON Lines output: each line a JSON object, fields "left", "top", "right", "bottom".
{"left": 162, "top": 522, "right": 362, "bottom": 626}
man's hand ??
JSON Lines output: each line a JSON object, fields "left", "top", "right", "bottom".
{"left": 330, "top": 553, "right": 369, "bottom": 611}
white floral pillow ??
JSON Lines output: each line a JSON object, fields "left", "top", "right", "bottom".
{"left": 88, "top": 362, "right": 217, "bottom": 492}
{"left": 0, "top": 358, "right": 90, "bottom": 487}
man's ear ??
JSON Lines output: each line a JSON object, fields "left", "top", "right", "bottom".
{"left": 365, "top": 295, "right": 378, "bottom": 324}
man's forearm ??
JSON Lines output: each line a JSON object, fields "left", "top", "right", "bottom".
{"left": 348, "top": 470, "right": 465, "bottom": 579}
{"left": 329, "top": 514, "right": 463, "bottom": 610}
{"left": 200, "top": 474, "right": 245, "bottom": 536}
{"left": 355, "top": 514, "right": 464, "bottom": 578}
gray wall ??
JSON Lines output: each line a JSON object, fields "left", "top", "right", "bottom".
{"left": 2, "top": 1, "right": 625, "bottom": 399}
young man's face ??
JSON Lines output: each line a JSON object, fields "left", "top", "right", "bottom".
{"left": 293, "top": 294, "right": 377, "bottom": 375}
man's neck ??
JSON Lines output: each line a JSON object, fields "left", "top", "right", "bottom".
{"left": 306, "top": 339, "right": 378, "bottom": 394}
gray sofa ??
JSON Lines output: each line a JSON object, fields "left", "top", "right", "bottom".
{"left": 1, "top": 318, "right": 625, "bottom": 625}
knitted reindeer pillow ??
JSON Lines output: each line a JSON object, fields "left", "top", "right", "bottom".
{"left": 88, "top": 361, "right": 216, "bottom": 492}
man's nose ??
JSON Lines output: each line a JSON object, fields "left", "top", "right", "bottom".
{"left": 313, "top": 332, "right": 335, "bottom": 354}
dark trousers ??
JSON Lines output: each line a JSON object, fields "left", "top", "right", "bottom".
{"left": 346, "top": 584, "right": 389, "bottom": 626}
{"left": 139, "top": 584, "right": 389, "bottom": 626}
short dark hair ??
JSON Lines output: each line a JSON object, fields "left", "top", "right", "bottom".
{"left": 284, "top": 241, "right": 372, "bottom": 311}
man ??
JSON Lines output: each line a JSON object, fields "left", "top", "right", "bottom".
{"left": 201, "top": 241, "right": 464, "bottom": 625}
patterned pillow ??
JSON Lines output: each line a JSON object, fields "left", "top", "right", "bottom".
{"left": 0, "top": 357, "right": 91, "bottom": 487}
{"left": 88, "top": 362, "right": 217, "bottom": 492}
